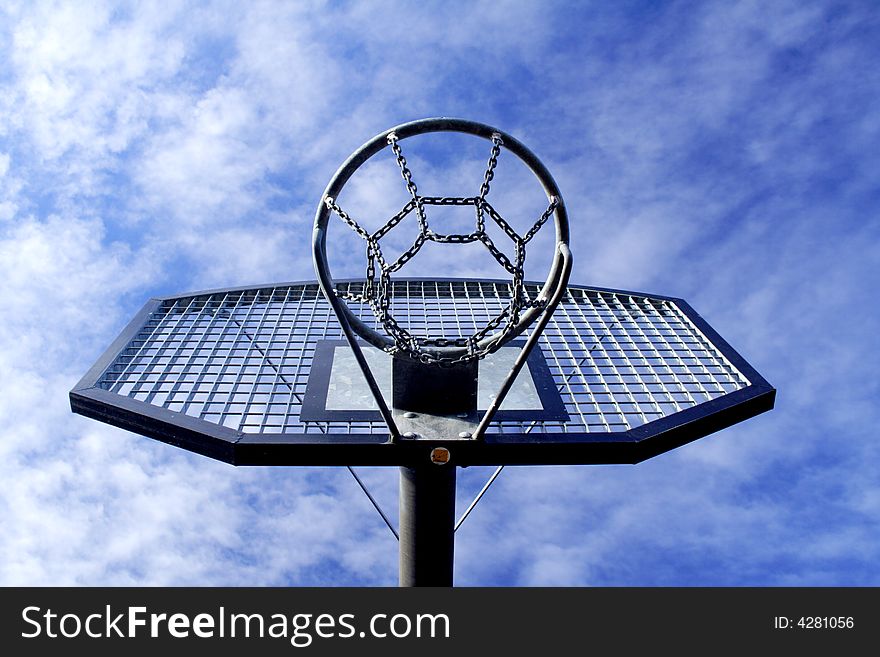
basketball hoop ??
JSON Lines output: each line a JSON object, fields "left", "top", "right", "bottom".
{"left": 313, "top": 117, "right": 573, "bottom": 445}
{"left": 313, "top": 117, "right": 571, "bottom": 366}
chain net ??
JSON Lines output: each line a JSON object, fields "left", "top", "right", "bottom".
{"left": 325, "top": 131, "right": 558, "bottom": 365}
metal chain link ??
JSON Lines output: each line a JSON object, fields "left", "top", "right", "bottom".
{"left": 325, "top": 196, "right": 370, "bottom": 240}
{"left": 477, "top": 134, "right": 503, "bottom": 233}
{"left": 481, "top": 200, "right": 520, "bottom": 243}
{"left": 477, "top": 233, "right": 517, "bottom": 274}
{"left": 427, "top": 230, "right": 481, "bottom": 244}
{"left": 372, "top": 199, "right": 416, "bottom": 241}
{"left": 422, "top": 197, "right": 481, "bottom": 244}
{"left": 388, "top": 133, "right": 429, "bottom": 233}
{"left": 324, "top": 134, "right": 556, "bottom": 366}
{"left": 524, "top": 196, "right": 559, "bottom": 244}
{"left": 479, "top": 134, "right": 503, "bottom": 200}
{"left": 387, "top": 233, "right": 425, "bottom": 272}
{"left": 422, "top": 196, "right": 477, "bottom": 205}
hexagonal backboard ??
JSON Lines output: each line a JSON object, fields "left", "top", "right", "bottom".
{"left": 70, "top": 279, "right": 774, "bottom": 466}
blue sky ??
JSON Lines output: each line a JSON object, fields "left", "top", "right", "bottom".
{"left": 1, "top": 0, "right": 878, "bottom": 586}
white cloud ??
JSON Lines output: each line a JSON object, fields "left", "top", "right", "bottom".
{"left": 0, "top": 215, "right": 147, "bottom": 362}
{"left": 136, "top": 86, "right": 272, "bottom": 223}
{"left": 9, "top": 1, "right": 185, "bottom": 162}
{"left": 0, "top": 152, "right": 22, "bottom": 222}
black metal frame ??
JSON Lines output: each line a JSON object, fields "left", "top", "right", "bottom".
{"left": 70, "top": 279, "right": 776, "bottom": 468}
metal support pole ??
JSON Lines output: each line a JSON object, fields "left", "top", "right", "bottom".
{"left": 399, "top": 465, "right": 456, "bottom": 587}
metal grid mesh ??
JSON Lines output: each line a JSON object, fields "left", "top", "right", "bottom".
{"left": 97, "top": 280, "right": 749, "bottom": 436}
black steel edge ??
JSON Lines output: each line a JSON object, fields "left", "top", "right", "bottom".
{"left": 70, "top": 387, "right": 240, "bottom": 464}
{"left": 232, "top": 433, "right": 639, "bottom": 467}
{"left": 71, "top": 298, "right": 163, "bottom": 392}
{"left": 629, "top": 382, "right": 777, "bottom": 463}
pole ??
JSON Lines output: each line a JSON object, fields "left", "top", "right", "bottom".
{"left": 398, "top": 464, "right": 456, "bottom": 587}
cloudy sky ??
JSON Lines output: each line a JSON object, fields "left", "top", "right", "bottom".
{"left": 1, "top": 0, "right": 878, "bottom": 586}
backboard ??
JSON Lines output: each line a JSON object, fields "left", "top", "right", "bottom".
{"left": 70, "top": 116, "right": 777, "bottom": 587}
{"left": 70, "top": 277, "right": 775, "bottom": 467}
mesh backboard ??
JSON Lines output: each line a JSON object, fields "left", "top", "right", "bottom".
{"left": 70, "top": 279, "right": 774, "bottom": 466}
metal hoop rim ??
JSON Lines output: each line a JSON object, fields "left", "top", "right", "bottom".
{"left": 312, "top": 117, "right": 570, "bottom": 360}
